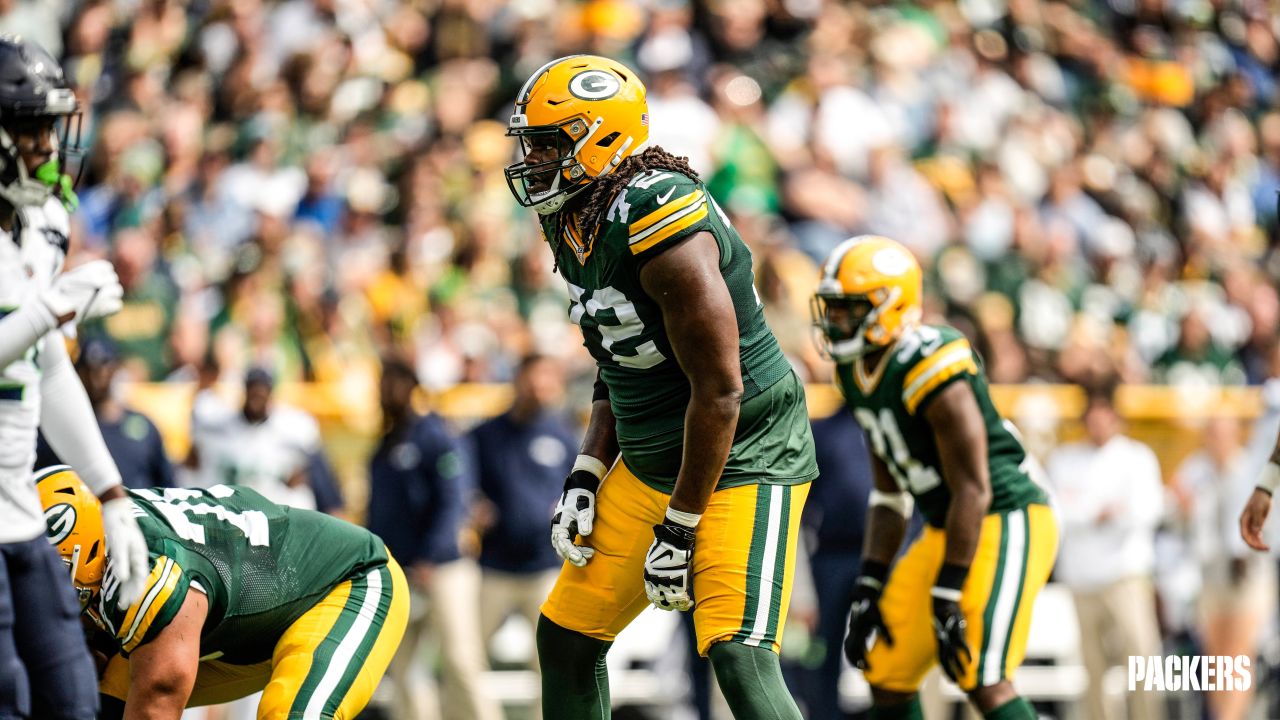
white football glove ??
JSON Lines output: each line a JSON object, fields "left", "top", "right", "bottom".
{"left": 643, "top": 521, "right": 696, "bottom": 611}
{"left": 550, "top": 469, "right": 601, "bottom": 567}
{"left": 101, "top": 496, "right": 150, "bottom": 610}
{"left": 41, "top": 260, "right": 124, "bottom": 326}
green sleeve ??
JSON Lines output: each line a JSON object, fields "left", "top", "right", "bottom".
{"left": 895, "top": 325, "right": 979, "bottom": 416}
{"left": 95, "top": 554, "right": 192, "bottom": 657}
{"left": 605, "top": 171, "right": 715, "bottom": 260}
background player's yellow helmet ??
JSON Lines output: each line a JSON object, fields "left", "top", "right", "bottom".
{"left": 505, "top": 54, "right": 649, "bottom": 215}
{"left": 812, "top": 235, "right": 923, "bottom": 361}
{"left": 36, "top": 465, "right": 106, "bottom": 609}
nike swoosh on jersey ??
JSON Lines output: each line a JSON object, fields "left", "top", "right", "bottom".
{"left": 656, "top": 187, "right": 676, "bottom": 205}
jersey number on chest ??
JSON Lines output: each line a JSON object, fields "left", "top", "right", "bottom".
{"left": 854, "top": 407, "right": 942, "bottom": 495}
{"left": 567, "top": 283, "right": 665, "bottom": 369}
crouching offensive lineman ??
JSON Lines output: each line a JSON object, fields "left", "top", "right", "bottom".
{"left": 37, "top": 465, "right": 408, "bottom": 720}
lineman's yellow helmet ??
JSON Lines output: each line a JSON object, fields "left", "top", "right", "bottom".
{"left": 505, "top": 55, "right": 649, "bottom": 215}
{"left": 812, "top": 236, "right": 923, "bottom": 361}
{"left": 36, "top": 465, "right": 106, "bottom": 610}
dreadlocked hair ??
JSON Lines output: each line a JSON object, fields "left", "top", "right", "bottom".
{"left": 579, "top": 146, "right": 700, "bottom": 243}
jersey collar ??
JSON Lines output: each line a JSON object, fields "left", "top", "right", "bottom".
{"left": 852, "top": 336, "right": 902, "bottom": 395}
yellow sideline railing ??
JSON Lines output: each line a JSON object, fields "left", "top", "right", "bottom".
{"left": 124, "top": 383, "right": 1269, "bottom": 512}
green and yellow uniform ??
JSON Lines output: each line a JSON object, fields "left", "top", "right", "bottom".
{"left": 541, "top": 169, "right": 818, "bottom": 654}
{"left": 835, "top": 323, "right": 1057, "bottom": 692}
{"left": 93, "top": 485, "right": 408, "bottom": 719}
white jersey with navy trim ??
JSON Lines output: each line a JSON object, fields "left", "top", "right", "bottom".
{"left": 0, "top": 199, "right": 70, "bottom": 542}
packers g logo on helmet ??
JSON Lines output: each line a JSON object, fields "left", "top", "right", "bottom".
{"left": 812, "top": 236, "right": 923, "bottom": 362}
{"left": 36, "top": 465, "right": 106, "bottom": 610}
{"left": 45, "top": 502, "right": 77, "bottom": 544}
{"left": 505, "top": 55, "right": 649, "bottom": 215}
{"left": 568, "top": 70, "right": 621, "bottom": 100}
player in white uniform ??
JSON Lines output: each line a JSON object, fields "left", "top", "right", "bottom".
{"left": 188, "top": 367, "right": 321, "bottom": 510}
{"left": 0, "top": 35, "right": 150, "bottom": 719}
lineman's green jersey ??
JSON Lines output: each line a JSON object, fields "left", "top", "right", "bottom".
{"left": 542, "top": 169, "right": 817, "bottom": 490}
{"left": 834, "top": 324, "right": 1047, "bottom": 527}
{"left": 91, "top": 485, "right": 388, "bottom": 663}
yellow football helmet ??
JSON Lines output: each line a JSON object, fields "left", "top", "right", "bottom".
{"left": 505, "top": 55, "right": 649, "bottom": 214}
{"left": 812, "top": 235, "right": 923, "bottom": 361}
{"left": 36, "top": 465, "right": 105, "bottom": 609}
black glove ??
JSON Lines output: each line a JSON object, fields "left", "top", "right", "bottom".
{"left": 844, "top": 560, "right": 892, "bottom": 669}
{"left": 931, "top": 563, "right": 972, "bottom": 683}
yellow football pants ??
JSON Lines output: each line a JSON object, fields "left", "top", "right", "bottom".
{"left": 541, "top": 460, "right": 809, "bottom": 655}
{"left": 102, "top": 557, "right": 409, "bottom": 719}
{"left": 864, "top": 503, "right": 1058, "bottom": 693}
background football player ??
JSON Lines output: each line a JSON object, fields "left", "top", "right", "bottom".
{"left": 37, "top": 465, "right": 408, "bottom": 720}
{"left": 813, "top": 236, "right": 1057, "bottom": 720}
{"left": 505, "top": 55, "right": 818, "bottom": 719}
{"left": 0, "top": 35, "right": 150, "bottom": 720}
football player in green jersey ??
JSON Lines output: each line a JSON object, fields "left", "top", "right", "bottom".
{"left": 506, "top": 55, "right": 818, "bottom": 719}
{"left": 812, "top": 236, "right": 1057, "bottom": 720}
{"left": 36, "top": 465, "right": 408, "bottom": 720}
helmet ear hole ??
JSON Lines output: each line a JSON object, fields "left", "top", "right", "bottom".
{"left": 595, "top": 132, "right": 620, "bottom": 146}
{"left": 87, "top": 540, "right": 99, "bottom": 561}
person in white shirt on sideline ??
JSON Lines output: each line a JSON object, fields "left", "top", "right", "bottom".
{"left": 1046, "top": 380, "right": 1163, "bottom": 720}
{"left": 1173, "top": 416, "right": 1272, "bottom": 720}
{"left": 187, "top": 366, "right": 321, "bottom": 510}
{"left": 0, "top": 34, "right": 150, "bottom": 720}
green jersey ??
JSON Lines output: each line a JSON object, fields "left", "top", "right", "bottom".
{"left": 833, "top": 324, "right": 1047, "bottom": 527}
{"left": 91, "top": 485, "right": 388, "bottom": 663}
{"left": 542, "top": 169, "right": 816, "bottom": 490}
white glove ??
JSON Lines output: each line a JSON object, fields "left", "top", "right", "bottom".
{"left": 643, "top": 520, "right": 696, "bottom": 611}
{"left": 101, "top": 496, "right": 150, "bottom": 610}
{"left": 550, "top": 469, "right": 601, "bottom": 567}
{"left": 41, "top": 260, "right": 124, "bottom": 326}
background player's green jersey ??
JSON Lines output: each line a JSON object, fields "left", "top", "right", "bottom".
{"left": 91, "top": 485, "right": 388, "bottom": 663}
{"left": 541, "top": 169, "right": 816, "bottom": 490}
{"left": 834, "top": 324, "right": 1047, "bottom": 527}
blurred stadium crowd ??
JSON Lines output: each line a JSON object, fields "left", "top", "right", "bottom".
{"left": 11, "top": 0, "right": 1276, "bottom": 392}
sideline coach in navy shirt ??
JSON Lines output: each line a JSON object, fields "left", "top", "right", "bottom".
{"left": 367, "top": 355, "right": 500, "bottom": 720}
{"left": 469, "top": 353, "right": 576, "bottom": 714}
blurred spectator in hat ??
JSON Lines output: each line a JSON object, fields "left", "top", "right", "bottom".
{"left": 34, "top": 335, "right": 173, "bottom": 490}
{"left": 187, "top": 365, "right": 322, "bottom": 510}
{"left": 1152, "top": 305, "right": 1248, "bottom": 387}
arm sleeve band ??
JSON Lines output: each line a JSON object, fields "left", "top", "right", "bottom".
{"left": 0, "top": 302, "right": 55, "bottom": 368}
{"left": 1259, "top": 461, "right": 1280, "bottom": 494}
{"left": 572, "top": 454, "right": 608, "bottom": 480}
{"left": 38, "top": 333, "right": 123, "bottom": 496}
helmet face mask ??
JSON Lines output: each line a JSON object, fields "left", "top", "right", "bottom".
{"left": 504, "top": 118, "right": 594, "bottom": 213}
{"left": 505, "top": 55, "right": 649, "bottom": 216}
{"left": 0, "top": 37, "right": 83, "bottom": 210}
{"left": 812, "top": 236, "right": 923, "bottom": 363}
{"left": 812, "top": 290, "right": 898, "bottom": 361}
